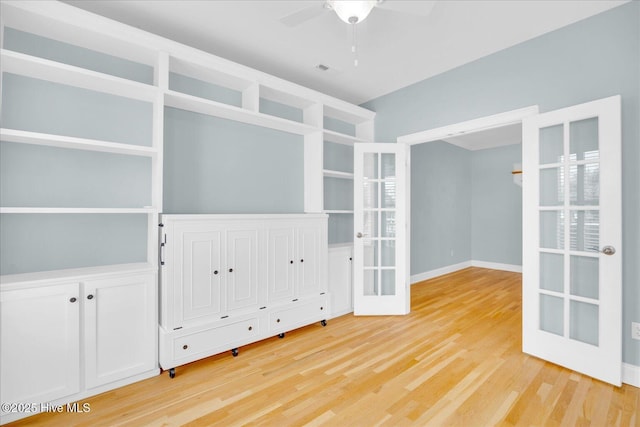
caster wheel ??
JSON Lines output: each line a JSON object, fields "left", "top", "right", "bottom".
{"left": 169, "top": 368, "right": 175, "bottom": 379}
{"left": 321, "top": 319, "right": 327, "bottom": 327}
{"left": 278, "top": 333, "right": 285, "bottom": 339}
{"left": 231, "top": 348, "right": 239, "bottom": 357}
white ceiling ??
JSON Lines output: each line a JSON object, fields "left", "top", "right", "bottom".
{"left": 442, "top": 123, "right": 522, "bottom": 151}
{"left": 63, "top": 0, "right": 627, "bottom": 105}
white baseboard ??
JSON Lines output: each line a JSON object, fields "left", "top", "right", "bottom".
{"left": 410, "top": 261, "right": 471, "bottom": 284}
{"left": 623, "top": 363, "right": 640, "bottom": 388}
{"left": 471, "top": 260, "right": 522, "bottom": 273}
{"left": 410, "top": 260, "right": 523, "bottom": 284}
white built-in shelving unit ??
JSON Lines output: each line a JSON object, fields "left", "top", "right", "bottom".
{"left": 0, "top": 1, "right": 373, "bottom": 422}
{"left": 0, "top": 0, "right": 374, "bottom": 273}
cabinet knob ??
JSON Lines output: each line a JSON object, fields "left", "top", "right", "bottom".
{"left": 320, "top": 306, "right": 324, "bottom": 310}
{"left": 300, "top": 259, "right": 304, "bottom": 263}
{"left": 87, "top": 294, "right": 94, "bottom": 300}
{"left": 349, "top": 257, "right": 352, "bottom": 261}
{"left": 229, "top": 268, "right": 233, "bottom": 273}
{"left": 213, "top": 270, "right": 219, "bottom": 275}
{"left": 183, "top": 344, "right": 188, "bottom": 350}
{"left": 248, "top": 326, "right": 253, "bottom": 331}
{"left": 289, "top": 260, "right": 293, "bottom": 264}
{"left": 69, "top": 297, "right": 77, "bottom": 303}
{"left": 277, "top": 318, "right": 281, "bottom": 323}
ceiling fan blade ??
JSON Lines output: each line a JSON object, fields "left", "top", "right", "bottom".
{"left": 279, "top": 4, "right": 327, "bottom": 27}
{"left": 376, "top": 0, "right": 436, "bottom": 17}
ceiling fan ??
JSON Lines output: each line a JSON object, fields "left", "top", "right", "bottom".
{"left": 279, "top": 1, "right": 436, "bottom": 66}
{"left": 279, "top": 0, "right": 436, "bottom": 28}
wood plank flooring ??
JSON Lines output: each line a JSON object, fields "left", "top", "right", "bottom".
{"left": 7, "top": 267, "right": 639, "bottom": 426}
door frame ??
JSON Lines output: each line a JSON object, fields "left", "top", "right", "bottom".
{"left": 396, "top": 106, "right": 540, "bottom": 146}
{"left": 396, "top": 105, "right": 540, "bottom": 282}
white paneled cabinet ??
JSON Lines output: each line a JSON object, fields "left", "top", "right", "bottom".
{"left": 328, "top": 244, "right": 354, "bottom": 318}
{"left": 159, "top": 214, "right": 328, "bottom": 377}
{"left": 267, "top": 220, "right": 325, "bottom": 303}
{"left": 164, "top": 222, "right": 261, "bottom": 328}
{"left": 83, "top": 274, "right": 156, "bottom": 389}
{"left": 0, "top": 283, "right": 81, "bottom": 408}
{"left": 0, "top": 266, "right": 158, "bottom": 424}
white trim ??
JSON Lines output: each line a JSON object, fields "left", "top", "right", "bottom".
{"left": 623, "top": 363, "right": 640, "bottom": 388}
{"left": 397, "top": 106, "right": 539, "bottom": 146}
{"left": 410, "top": 261, "right": 472, "bottom": 284}
{"left": 471, "top": 260, "right": 522, "bottom": 273}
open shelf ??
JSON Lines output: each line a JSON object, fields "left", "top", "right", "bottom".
{"left": 0, "top": 207, "right": 157, "bottom": 214}
{"left": 323, "top": 169, "right": 354, "bottom": 179}
{"left": 323, "top": 130, "right": 366, "bottom": 145}
{"left": 0, "top": 128, "right": 157, "bottom": 157}
{"left": 1, "top": 49, "right": 158, "bottom": 102}
{"left": 324, "top": 210, "right": 354, "bottom": 214}
{"left": 164, "top": 90, "right": 319, "bottom": 136}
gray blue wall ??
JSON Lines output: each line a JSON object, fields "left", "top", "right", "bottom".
{"left": 410, "top": 141, "right": 471, "bottom": 273}
{"left": 471, "top": 144, "right": 522, "bottom": 266}
{"left": 363, "top": 1, "right": 639, "bottom": 366}
{"left": 163, "top": 107, "right": 303, "bottom": 214}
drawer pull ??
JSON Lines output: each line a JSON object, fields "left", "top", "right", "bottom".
{"left": 87, "top": 294, "right": 94, "bottom": 300}
{"left": 183, "top": 344, "right": 188, "bottom": 350}
{"left": 69, "top": 297, "right": 77, "bottom": 303}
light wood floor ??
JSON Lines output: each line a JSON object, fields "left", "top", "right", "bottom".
{"left": 8, "top": 268, "right": 639, "bottom": 426}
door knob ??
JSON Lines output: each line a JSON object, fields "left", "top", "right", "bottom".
{"left": 601, "top": 246, "right": 616, "bottom": 256}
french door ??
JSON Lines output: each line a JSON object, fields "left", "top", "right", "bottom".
{"left": 522, "top": 95, "right": 621, "bottom": 385}
{"left": 353, "top": 143, "right": 409, "bottom": 315}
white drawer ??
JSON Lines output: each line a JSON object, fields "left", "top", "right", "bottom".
{"left": 173, "top": 317, "right": 259, "bottom": 359}
{"left": 269, "top": 297, "right": 327, "bottom": 333}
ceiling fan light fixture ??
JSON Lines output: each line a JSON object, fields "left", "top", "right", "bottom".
{"left": 328, "top": 0, "right": 377, "bottom": 24}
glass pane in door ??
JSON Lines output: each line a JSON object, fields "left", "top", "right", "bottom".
{"left": 540, "top": 294, "right": 564, "bottom": 336}
{"left": 570, "top": 117, "right": 599, "bottom": 161}
{"left": 570, "top": 301, "right": 599, "bottom": 346}
{"left": 570, "top": 256, "right": 599, "bottom": 299}
{"left": 539, "top": 124, "right": 564, "bottom": 164}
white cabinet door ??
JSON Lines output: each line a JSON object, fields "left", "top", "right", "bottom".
{"left": 84, "top": 274, "right": 156, "bottom": 389}
{"left": 267, "top": 226, "right": 296, "bottom": 303}
{"left": 226, "top": 229, "right": 259, "bottom": 313}
{"left": 297, "top": 223, "right": 323, "bottom": 297}
{"left": 181, "top": 230, "right": 224, "bottom": 324}
{"left": 328, "top": 246, "right": 353, "bottom": 317}
{"left": 0, "top": 283, "right": 80, "bottom": 409}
